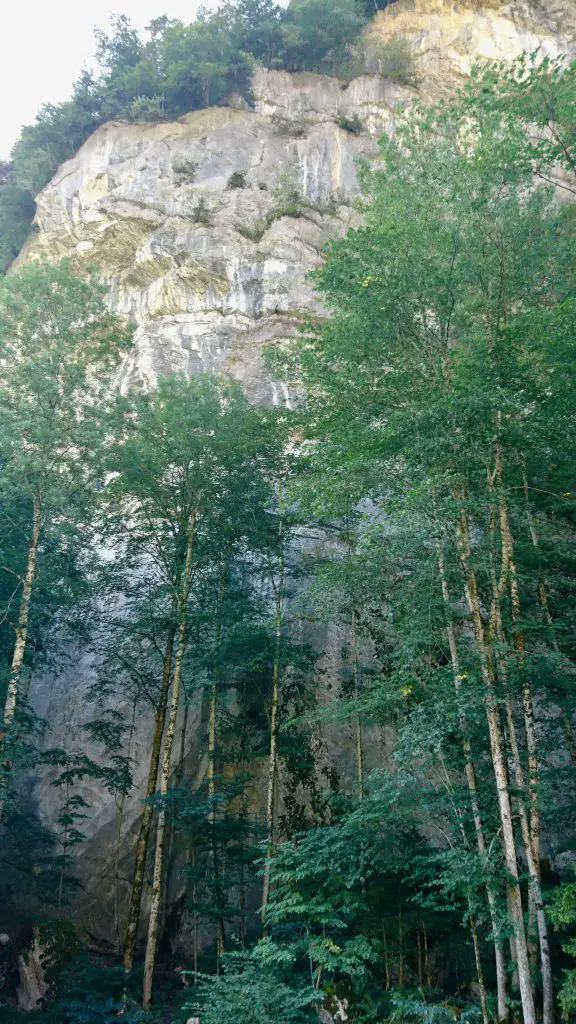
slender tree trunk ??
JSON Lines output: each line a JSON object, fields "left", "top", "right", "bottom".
{"left": 114, "top": 698, "right": 137, "bottom": 954}
{"left": 504, "top": 696, "right": 554, "bottom": 1024}
{"left": 456, "top": 506, "right": 536, "bottom": 1024}
{"left": 435, "top": 519, "right": 508, "bottom": 1020}
{"left": 164, "top": 693, "right": 190, "bottom": 918}
{"left": 58, "top": 779, "right": 70, "bottom": 911}
{"left": 192, "top": 845, "right": 198, "bottom": 984}
{"left": 351, "top": 608, "right": 364, "bottom": 801}
{"left": 498, "top": 499, "right": 554, "bottom": 1023}
{"left": 0, "top": 492, "right": 41, "bottom": 822}
{"left": 423, "top": 923, "right": 431, "bottom": 991}
{"left": 417, "top": 930, "right": 423, "bottom": 989}
{"left": 499, "top": 501, "right": 541, "bottom": 873}
{"left": 123, "top": 621, "right": 176, "bottom": 973}
{"left": 470, "top": 911, "right": 490, "bottom": 1024}
{"left": 262, "top": 567, "right": 284, "bottom": 928}
{"left": 207, "top": 561, "right": 229, "bottom": 958}
{"left": 142, "top": 515, "right": 196, "bottom": 1009}
{"left": 207, "top": 662, "right": 226, "bottom": 956}
{"left": 382, "top": 924, "right": 391, "bottom": 990}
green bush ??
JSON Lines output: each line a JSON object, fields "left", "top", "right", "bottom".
{"left": 271, "top": 113, "right": 311, "bottom": 138}
{"left": 227, "top": 170, "right": 247, "bottom": 188}
{"left": 129, "top": 95, "right": 167, "bottom": 122}
{"left": 191, "top": 195, "right": 213, "bottom": 224}
{"left": 337, "top": 113, "right": 364, "bottom": 134}
{"left": 178, "top": 949, "right": 319, "bottom": 1024}
{"left": 172, "top": 158, "right": 199, "bottom": 184}
{"left": 365, "top": 35, "right": 417, "bottom": 86}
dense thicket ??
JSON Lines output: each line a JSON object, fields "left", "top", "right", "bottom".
{"left": 1, "top": 49, "right": 576, "bottom": 1024}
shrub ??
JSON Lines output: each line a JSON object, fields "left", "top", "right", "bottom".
{"left": 227, "top": 170, "right": 247, "bottom": 189}
{"left": 337, "top": 113, "right": 364, "bottom": 134}
{"left": 271, "top": 113, "right": 311, "bottom": 138}
{"left": 365, "top": 35, "right": 417, "bottom": 86}
{"left": 180, "top": 948, "right": 319, "bottom": 1024}
{"left": 271, "top": 169, "right": 306, "bottom": 217}
{"left": 191, "top": 195, "right": 213, "bottom": 224}
{"left": 172, "top": 158, "right": 199, "bottom": 184}
{"left": 128, "top": 95, "right": 167, "bottom": 122}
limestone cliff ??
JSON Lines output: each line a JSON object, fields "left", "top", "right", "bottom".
{"left": 19, "top": 0, "right": 576, "bottom": 950}
{"left": 369, "top": 0, "right": 576, "bottom": 93}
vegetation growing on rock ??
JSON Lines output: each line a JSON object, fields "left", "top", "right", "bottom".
{"left": 1, "top": 40, "right": 576, "bottom": 1024}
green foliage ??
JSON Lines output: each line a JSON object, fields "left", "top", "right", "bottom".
{"left": 220, "top": 0, "right": 285, "bottom": 68}
{"left": 191, "top": 194, "right": 214, "bottom": 224}
{"left": 271, "top": 50, "right": 576, "bottom": 1023}
{"left": 129, "top": 95, "right": 167, "bottom": 122}
{"left": 0, "top": 163, "right": 36, "bottom": 274}
{"left": 0, "top": 259, "right": 130, "bottom": 692}
{"left": 549, "top": 868, "right": 576, "bottom": 1019}
{"left": 228, "top": 170, "right": 248, "bottom": 188}
{"left": 337, "top": 113, "right": 364, "bottom": 134}
{"left": 280, "top": 0, "right": 367, "bottom": 74}
{"left": 364, "top": 35, "right": 417, "bottom": 85}
{"left": 464, "top": 52, "right": 576, "bottom": 186}
{"left": 172, "top": 158, "right": 199, "bottom": 183}
{"left": 50, "top": 960, "right": 149, "bottom": 1023}
{"left": 181, "top": 948, "right": 320, "bottom": 1024}
{"left": 271, "top": 113, "right": 312, "bottom": 138}
{"left": 4, "top": 46, "right": 576, "bottom": 1024}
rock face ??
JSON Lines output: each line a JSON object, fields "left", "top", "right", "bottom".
{"left": 27, "top": 70, "right": 413, "bottom": 404}
{"left": 20, "top": 0, "right": 575, "bottom": 950}
{"left": 368, "top": 0, "right": 576, "bottom": 94}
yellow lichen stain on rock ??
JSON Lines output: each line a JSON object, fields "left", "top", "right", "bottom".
{"left": 78, "top": 173, "right": 109, "bottom": 209}
{"left": 84, "top": 218, "right": 153, "bottom": 272}
{"left": 176, "top": 258, "right": 229, "bottom": 296}
{"left": 122, "top": 256, "right": 174, "bottom": 289}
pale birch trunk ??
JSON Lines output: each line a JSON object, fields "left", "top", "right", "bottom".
{"left": 505, "top": 696, "right": 554, "bottom": 1024}
{"left": 498, "top": 499, "right": 554, "bottom": 1023}
{"left": 435, "top": 521, "right": 508, "bottom": 1019}
{"left": 123, "top": 623, "right": 176, "bottom": 973}
{"left": 456, "top": 506, "right": 536, "bottom": 1024}
{"left": 0, "top": 492, "right": 42, "bottom": 822}
{"left": 142, "top": 515, "right": 196, "bottom": 1009}
{"left": 261, "top": 566, "right": 284, "bottom": 928}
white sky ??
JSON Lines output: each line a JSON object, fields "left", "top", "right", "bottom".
{"left": 0, "top": 0, "right": 218, "bottom": 159}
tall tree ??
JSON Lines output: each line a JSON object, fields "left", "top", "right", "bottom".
{"left": 0, "top": 260, "right": 130, "bottom": 819}
{"left": 102, "top": 374, "right": 280, "bottom": 1004}
{"left": 281, "top": 59, "right": 576, "bottom": 1024}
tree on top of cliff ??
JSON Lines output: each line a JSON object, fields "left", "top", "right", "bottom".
{"left": 0, "top": 0, "right": 368, "bottom": 273}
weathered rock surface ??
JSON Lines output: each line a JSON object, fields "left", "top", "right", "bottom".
{"left": 28, "top": 70, "right": 413, "bottom": 403}
{"left": 18, "top": 0, "right": 576, "bottom": 950}
{"left": 368, "top": 0, "right": 576, "bottom": 95}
